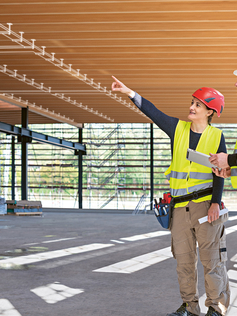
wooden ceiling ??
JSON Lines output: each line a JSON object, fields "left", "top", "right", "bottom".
{"left": 1, "top": 0, "right": 237, "bottom": 126}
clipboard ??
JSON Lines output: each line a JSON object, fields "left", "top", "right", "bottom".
{"left": 186, "top": 148, "right": 221, "bottom": 170}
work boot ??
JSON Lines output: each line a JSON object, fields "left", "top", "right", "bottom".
{"left": 205, "top": 306, "right": 222, "bottom": 316}
{"left": 166, "top": 303, "right": 198, "bottom": 316}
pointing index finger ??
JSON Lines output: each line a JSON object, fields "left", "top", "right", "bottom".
{"left": 112, "top": 75, "right": 122, "bottom": 84}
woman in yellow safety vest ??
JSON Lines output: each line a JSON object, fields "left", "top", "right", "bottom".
{"left": 209, "top": 142, "right": 237, "bottom": 188}
{"left": 111, "top": 76, "right": 230, "bottom": 316}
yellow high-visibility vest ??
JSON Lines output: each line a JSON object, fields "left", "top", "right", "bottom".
{"left": 231, "top": 141, "right": 237, "bottom": 189}
{"left": 165, "top": 120, "right": 222, "bottom": 208}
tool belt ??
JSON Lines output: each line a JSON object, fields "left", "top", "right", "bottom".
{"left": 154, "top": 187, "right": 213, "bottom": 230}
{"left": 171, "top": 187, "right": 213, "bottom": 205}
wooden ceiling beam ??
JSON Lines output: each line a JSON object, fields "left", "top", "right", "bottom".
{"left": 0, "top": 1, "right": 237, "bottom": 124}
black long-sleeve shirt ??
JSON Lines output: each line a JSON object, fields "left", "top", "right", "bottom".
{"left": 130, "top": 92, "right": 226, "bottom": 205}
{"left": 228, "top": 153, "right": 237, "bottom": 167}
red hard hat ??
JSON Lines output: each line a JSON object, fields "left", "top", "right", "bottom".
{"left": 192, "top": 87, "right": 224, "bottom": 117}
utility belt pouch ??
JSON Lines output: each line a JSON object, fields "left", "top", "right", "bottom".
{"left": 154, "top": 194, "right": 174, "bottom": 230}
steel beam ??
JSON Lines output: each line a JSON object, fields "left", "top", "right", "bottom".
{"left": 0, "top": 121, "right": 86, "bottom": 153}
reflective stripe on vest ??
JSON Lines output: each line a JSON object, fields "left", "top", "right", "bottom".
{"left": 165, "top": 120, "right": 222, "bottom": 208}
{"left": 231, "top": 141, "right": 237, "bottom": 189}
{"left": 232, "top": 168, "right": 237, "bottom": 176}
{"left": 166, "top": 171, "right": 188, "bottom": 181}
{"left": 170, "top": 183, "right": 213, "bottom": 197}
{"left": 167, "top": 171, "right": 212, "bottom": 181}
{"left": 189, "top": 172, "right": 213, "bottom": 180}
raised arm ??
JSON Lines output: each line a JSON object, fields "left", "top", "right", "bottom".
{"left": 111, "top": 76, "right": 179, "bottom": 140}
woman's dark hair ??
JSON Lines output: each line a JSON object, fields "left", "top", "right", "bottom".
{"left": 206, "top": 106, "right": 215, "bottom": 125}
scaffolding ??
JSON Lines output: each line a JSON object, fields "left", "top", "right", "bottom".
{"left": 85, "top": 124, "right": 126, "bottom": 209}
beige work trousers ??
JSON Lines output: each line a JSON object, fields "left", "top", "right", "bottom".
{"left": 171, "top": 200, "right": 230, "bottom": 316}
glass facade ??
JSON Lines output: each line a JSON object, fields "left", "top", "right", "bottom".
{"left": 0, "top": 123, "right": 236, "bottom": 210}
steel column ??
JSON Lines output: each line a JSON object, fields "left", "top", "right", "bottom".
{"left": 78, "top": 128, "right": 83, "bottom": 209}
{"left": 11, "top": 136, "right": 15, "bottom": 200}
{"left": 150, "top": 123, "right": 154, "bottom": 210}
{"left": 21, "top": 108, "right": 28, "bottom": 200}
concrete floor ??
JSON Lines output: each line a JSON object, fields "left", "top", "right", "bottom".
{"left": 0, "top": 210, "right": 237, "bottom": 316}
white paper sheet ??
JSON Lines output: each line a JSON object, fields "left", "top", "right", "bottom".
{"left": 198, "top": 208, "right": 229, "bottom": 224}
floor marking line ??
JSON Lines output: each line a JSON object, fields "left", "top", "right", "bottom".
{"left": 0, "top": 299, "right": 22, "bottom": 316}
{"left": 42, "top": 237, "right": 78, "bottom": 244}
{"left": 228, "top": 215, "right": 237, "bottom": 221}
{"left": 94, "top": 223, "right": 237, "bottom": 274}
{"left": 120, "top": 230, "right": 170, "bottom": 242}
{"left": 31, "top": 282, "right": 84, "bottom": 304}
{"left": 36, "top": 239, "right": 157, "bottom": 270}
{"left": 0, "top": 243, "right": 114, "bottom": 266}
{"left": 24, "top": 237, "right": 78, "bottom": 247}
{"left": 228, "top": 269, "right": 237, "bottom": 280}
{"left": 94, "top": 246, "right": 172, "bottom": 274}
{"left": 226, "top": 224, "right": 237, "bottom": 235}
{"left": 110, "top": 240, "right": 125, "bottom": 244}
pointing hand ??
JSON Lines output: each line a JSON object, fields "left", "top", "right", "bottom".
{"left": 111, "top": 76, "right": 135, "bottom": 98}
